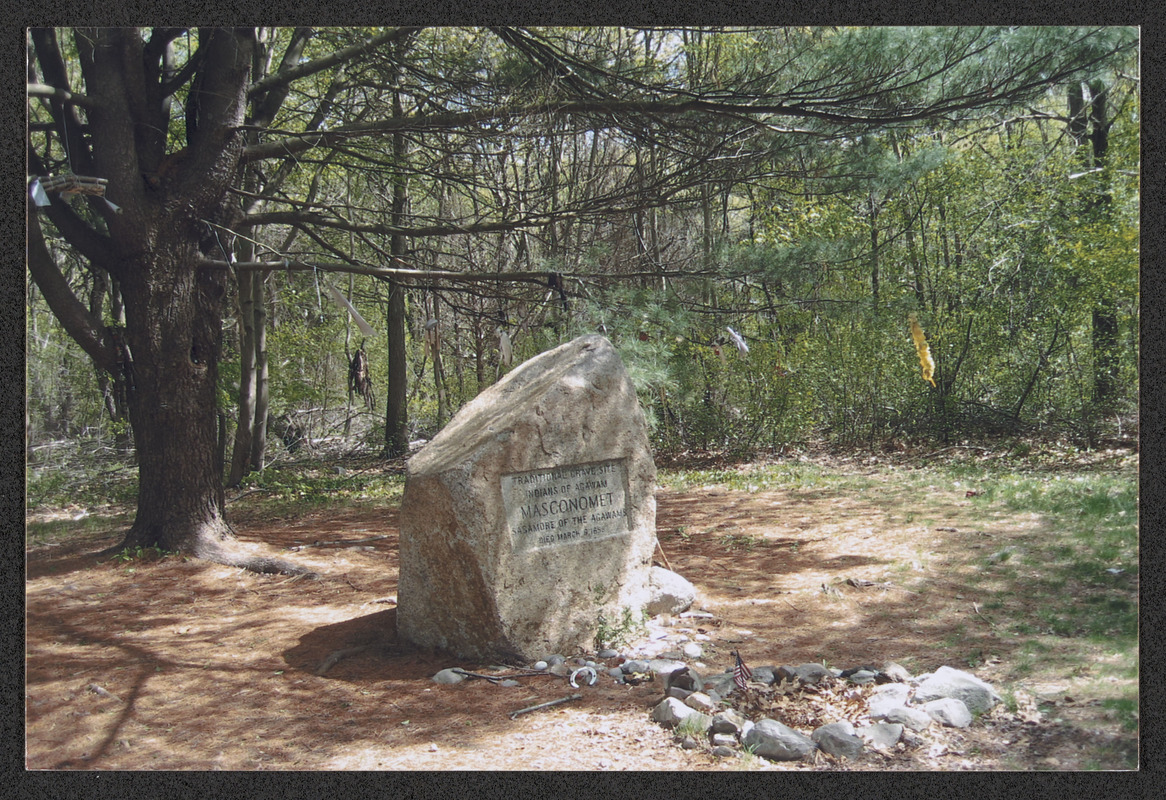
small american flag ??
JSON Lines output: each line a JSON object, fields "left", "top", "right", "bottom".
{"left": 733, "top": 650, "right": 753, "bottom": 692}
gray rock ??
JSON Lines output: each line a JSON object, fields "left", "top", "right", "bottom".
{"left": 711, "top": 709, "right": 750, "bottom": 736}
{"left": 845, "top": 669, "right": 878, "bottom": 684}
{"left": 651, "top": 697, "right": 697, "bottom": 727}
{"left": 499, "top": 679, "right": 521, "bottom": 687}
{"left": 532, "top": 660, "right": 548, "bottom": 671}
{"left": 811, "top": 722, "right": 865, "bottom": 759}
{"left": 880, "top": 661, "right": 913, "bottom": 683}
{"left": 646, "top": 566, "right": 697, "bottom": 616}
{"left": 682, "top": 642, "right": 703, "bottom": 660}
{"left": 882, "top": 705, "right": 933, "bottom": 731}
{"left": 398, "top": 335, "right": 657, "bottom": 661}
{"left": 431, "top": 668, "right": 465, "bottom": 684}
{"left": 776, "top": 663, "right": 832, "bottom": 685}
{"left": 683, "top": 692, "right": 716, "bottom": 713}
{"left": 703, "top": 673, "right": 736, "bottom": 697}
{"left": 664, "top": 665, "right": 703, "bottom": 693}
{"left": 710, "top": 733, "right": 737, "bottom": 748}
{"left": 547, "top": 655, "right": 566, "bottom": 667}
{"left": 621, "top": 659, "right": 651, "bottom": 674}
{"left": 748, "top": 665, "right": 777, "bottom": 685}
{"left": 606, "top": 667, "right": 624, "bottom": 680}
{"left": 548, "top": 662, "right": 572, "bottom": 677}
{"left": 711, "top": 745, "right": 737, "bottom": 758}
{"left": 868, "top": 683, "right": 912, "bottom": 718}
{"left": 597, "top": 649, "right": 620, "bottom": 659}
{"left": 742, "top": 718, "right": 818, "bottom": 761}
{"left": 858, "top": 722, "right": 904, "bottom": 749}
{"left": 913, "top": 666, "right": 1002, "bottom": 713}
{"left": 666, "top": 686, "right": 693, "bottom": 701}
{"left": 923, "top": 697, "right": 973, "bottom": 728}
{"left": 679, "top": 736, "right": 702, "bottom": 750}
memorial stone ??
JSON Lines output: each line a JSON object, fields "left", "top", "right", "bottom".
{"left": 397, "top": 334, "right": 658, "bottom": 661}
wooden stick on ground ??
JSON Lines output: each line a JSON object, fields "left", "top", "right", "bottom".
{"left": 288, "top": 535, "right": 390, "bottom": 551}
{"left": 655, "top": 538, "right": 672, "bottom": 572}
{"left": 509, "top": 693, "right": 583, "bottom": 720}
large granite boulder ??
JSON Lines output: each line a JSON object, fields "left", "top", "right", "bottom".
{"left": 397, "top": 334, "right": 657, "bottom": 662}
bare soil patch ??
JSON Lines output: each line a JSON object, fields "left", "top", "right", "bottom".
{"left": 25, "top": 464, "right": 1137, "bottom": 770}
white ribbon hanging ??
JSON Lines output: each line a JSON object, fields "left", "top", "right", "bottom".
{"left": 325, "top": 282, "right": 377, "bottom": 338}
{"left": 499, "top": 329, "right": 513, "bottom": 367}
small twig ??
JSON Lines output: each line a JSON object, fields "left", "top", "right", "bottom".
{"left": 316, "top": 644, "right": 372, "bottom": 676}
{"left": 509, "top": 693, "right": 583, "bottom": 719}
{"left": 919, "top": 444, "right": 992, "bottom": 459}
{"left": 87, "top": 683, "right": 123, "bottom": 703}
{"left": 452, "top": 668, "right": 551, "bottom": 684}
{"left": 226, "top": 488, "right": 277, "bottom": 504}
{"left": 655, "top": 538, "right": 673, "bottom": 572}
{"left": 781, "top": 597, "right": 804, "bottom": 613}
{"left": 972, "top": 602, "right": 995, "bottom": 628}
{"left": 288, "top": 535, "right": 390, "bottom": 551}
{"left": 272, "top": 572, "right": 313, "bottom": 586}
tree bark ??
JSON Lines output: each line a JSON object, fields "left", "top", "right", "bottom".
{"left": 384, "top": 46, "right": 411, "bottom": 457}
{"left": 250, "top": 270, "right": 270, "bottom": 471}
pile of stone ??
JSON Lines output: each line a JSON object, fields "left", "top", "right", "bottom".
{"left": 430, "top": 647, "right": 1001, "bottom": 763}
{"left": 646, "top": 661, "right": 1003, "bottom": 761}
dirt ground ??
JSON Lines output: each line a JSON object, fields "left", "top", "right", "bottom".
{"left": 25, "top": 460, "right": 1139, "bottom": 771}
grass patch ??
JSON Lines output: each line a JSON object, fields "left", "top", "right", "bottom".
{"left": 227, "top": 463, "right": 405, "bottom": 520}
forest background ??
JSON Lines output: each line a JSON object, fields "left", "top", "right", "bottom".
{"left": 25, "top": 27, "right": 1139, "bottom": 551}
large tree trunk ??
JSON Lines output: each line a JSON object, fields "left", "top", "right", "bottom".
{"left": 117, "top": 245, "right": 232, "bottom": 552}
{"left": 113, "top": 244, "right": 309, "bottom": 574}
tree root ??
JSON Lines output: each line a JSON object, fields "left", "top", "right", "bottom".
{"left": 95, "top": 536, "right": 319, "bottom": 578}
{"left": 201, "top": 545, "right": 319, "bottom": 578}
{"left": 316, "top": 645, "right": 372, "bottom": 676}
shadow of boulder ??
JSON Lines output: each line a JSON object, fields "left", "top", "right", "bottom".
{"left": 282, "top": 607, "right": 453, "bottom": 682}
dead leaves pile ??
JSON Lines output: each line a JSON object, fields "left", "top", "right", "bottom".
{"left": 734, "top": 678, "right": 875, "bottom": 731}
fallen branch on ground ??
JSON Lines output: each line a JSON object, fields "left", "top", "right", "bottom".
{"left": 919, "top": 445, "right": 993, "bottom": 459}
{"left": 287, "top": 536, "right": 390, "bottom": 551}
{"left": 509, "top": 693, "right": 583, "bottom": 719}
{"left": 655, "top": 538, "right": 672, "bottom": 572}
{"left": 452, "top": 668, "right": 552, "bottom": 684}
{"left": 972, "top": 602, "right": 996, "bottom": 628}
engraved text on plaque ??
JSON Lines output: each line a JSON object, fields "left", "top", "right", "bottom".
{"left": 502, "top": 459, "right": 629, "bottom": 551}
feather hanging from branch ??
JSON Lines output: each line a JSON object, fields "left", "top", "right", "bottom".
{"left": 909, "top": 315, "right": 937, "bottom": 387}
{"left": 726, "top": 326, "right": 749, "bottom": 355}
{"left": 325, "top": 282, "right": 377, "bottom": 339}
